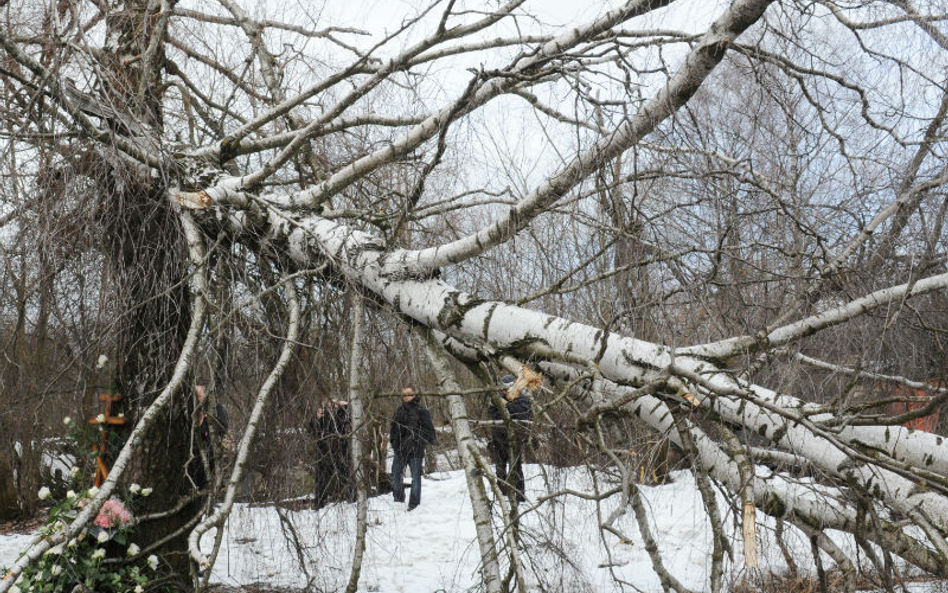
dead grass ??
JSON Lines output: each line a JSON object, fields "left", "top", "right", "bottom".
{"left": 0, "top": 510, "right": 47, "bottom": 535}
{"left": 731, "top": 570, "right": 947, "bottom": 593}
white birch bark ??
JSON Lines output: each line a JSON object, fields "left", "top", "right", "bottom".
{"left": 175, "top": 191, "right": 948, "bottom": 553}
{"left": 667, "top": 363, "right": 948, "bottom": 531}
{"left": 419, "top": 329, "right": 503, "bottom": 593}
{"left": 397, "top": 0, "right": 775, "bottom": 273}
{"left": 682, "top": 270, "right": 948, "bottom": 360}
{"left": 567, "top": 367, "right": 948, "bottom": 576}
{"left": 189, "top": 0, "right": 773, "bottom": 274}
{"left": 345, "top": 293, "right": 368, "bottom": 593}
{"left": 7, "top": 0, "right": 948, "bottom": 588}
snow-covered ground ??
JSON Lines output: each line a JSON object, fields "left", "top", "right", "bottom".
{"left": 1, "top": 466, "right": 943, "bottom": 592}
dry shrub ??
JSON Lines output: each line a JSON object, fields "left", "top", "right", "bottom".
{"left": 731, "top": 571, "right": 845, "bottom": 593}
{"left": 730, "top": 570, "right": 947, "bottom": 593}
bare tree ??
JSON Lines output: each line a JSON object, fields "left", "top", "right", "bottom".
{"left": 2, "top": 0, "right": 948, "bottom": 591}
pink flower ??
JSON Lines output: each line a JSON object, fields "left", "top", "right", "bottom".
{"left": 94, "top": 498, "right": 133, "bottom": 529}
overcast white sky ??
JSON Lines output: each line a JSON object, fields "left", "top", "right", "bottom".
{"left": 258, "top": 0, "right": 722, "bottom": 192}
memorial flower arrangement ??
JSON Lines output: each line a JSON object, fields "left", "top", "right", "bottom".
{"left": 1, "top": 418, "right": 164, "bottom": 593}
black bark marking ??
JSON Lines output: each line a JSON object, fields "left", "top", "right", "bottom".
{"left": 437, "top": 290, "right": 484, "bottom": 329}
{"left": 481, "top": 303, "right": 498, "bottom": 340}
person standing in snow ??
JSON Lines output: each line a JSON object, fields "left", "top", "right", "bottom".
{"left": 191, "top": 384, "right": 230, "bottom": 490}
{"left": 307, "top": 399, "right": 352, "bottom": 509}
{"left": 389, "top": 386, "right": 436, "bottom": 511}
{"left": 488, "top": 374, "right": 533, "bottom": 503}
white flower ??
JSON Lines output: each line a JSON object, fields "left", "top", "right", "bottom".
{"left": 147, "top": 554, "right": 159, "bottom": 570}
{"left": 117, "top": 412, "right": 125, "bottom": 418}
{"left": 134, "top": 586, "right": 144, "bottom": 593}
{"left": 141, "top": 487, "right": 153, "bottom": 497}
{"left": 44, "top": 544, "right": 62, "bottom": 556}
{"left": 67, "top": 538, "right": 77, "bottom": 548}
{"left": 62, "top": 416, "right": 71, "bottom": 426}
{"left": 87, "top": 486, "right": 99, "bottom": 497}
{"left": 127, "top": 543, "right": 140, "bottom": 556}
{"left": 96, "top": 530, "right": 109, "bottom": 543}
{"left": 96, "top": 413, "right": 105, "bottom": 424}
{"left": 70, "top": 466, "right": 80, "bottom": 477}
{"left": 66, "top": 490, "right": 76, "bottom": 499}
{"left": 51, "top": 565, "right": 62, "bottom": 576}
{"left": 37, "top": 487, "right": 50, "bottom": 500}
{"left": 129, "top": 483, "right": 141, "bottom": 495}
{"left": 91, "top": 548, "right": 105, "bottom": 560}
{"left": 96, "top": 354, "right": 108, "bottom": 369}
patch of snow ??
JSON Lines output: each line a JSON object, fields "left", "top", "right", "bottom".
{"left": 1, "top": 465, "right": 943, "bottom": 592}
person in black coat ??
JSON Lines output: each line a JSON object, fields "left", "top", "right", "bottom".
{"left": 191, "top": 384, "right": 230, "bottom": 491}
{"left": 389, "top": 386, "right": 436, "bottom": 511}
{"left": 488, "top": 374, "right": 533, "bottom": 502}
{"left": 307, "top": 399, "right": 351, "bottom": 509}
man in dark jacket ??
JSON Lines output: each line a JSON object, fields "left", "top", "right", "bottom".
{"left": 307, "top": 399, "right": 351, "bottom": 509}
{"left": 488, "top": 374, "right": 533, "bottom": 502}
{"left": 389, "top": 386, "right": 436, "bottom": 511}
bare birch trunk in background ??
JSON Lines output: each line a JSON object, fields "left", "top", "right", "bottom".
{"left": 345, "top": 293, "right": 368, "bottom": 593}
{"left": 420, "top": 329, "right": 503, "bottom": 593}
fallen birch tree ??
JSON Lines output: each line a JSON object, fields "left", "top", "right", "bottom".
{"left": 2, "top": 0, "right": 948, "bottom": 591}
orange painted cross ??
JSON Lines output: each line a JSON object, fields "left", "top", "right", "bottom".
{"left": 88, "top": 393, "right": 126, "bottom": 487}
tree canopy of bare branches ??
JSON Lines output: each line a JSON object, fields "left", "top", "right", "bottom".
{"left": 2, "top": 0, "right": 948, "bottom": 591}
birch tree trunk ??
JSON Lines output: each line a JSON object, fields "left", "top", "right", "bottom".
{"left": 345, "top": 293, "right": 368, "bottom": 593}
{"left": 420, "top": 329, "right": 504, "bottom": 593}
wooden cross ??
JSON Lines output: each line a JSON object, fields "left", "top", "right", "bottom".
{"left": 89, "top": 393, "right": 126, "bottom": 487}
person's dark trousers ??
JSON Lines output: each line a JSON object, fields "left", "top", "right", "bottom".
{"left": 314, "top": 466, "right": 328, "bottom": 509}
{"left": 314, "top": 461, "right": 338, "bottom": 509}
{"left": 494, "top": 448, "right": 526, "bottom": 502}
{"left": 391, "top": 452, "right": 424, "bottom": 509}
